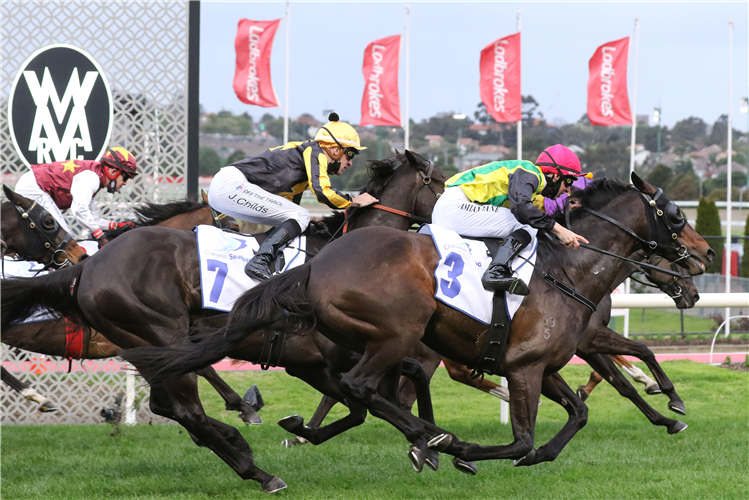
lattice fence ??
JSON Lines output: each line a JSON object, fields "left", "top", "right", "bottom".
{"left": 1, "top": 0, "right": 190, "bottom": 424}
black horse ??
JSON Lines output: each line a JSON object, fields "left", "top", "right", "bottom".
{"left": 119, "top": 174, "right": 713, "bottom": 473}
{"left": 0, "top": 151, "right": 445, "bottom": 493}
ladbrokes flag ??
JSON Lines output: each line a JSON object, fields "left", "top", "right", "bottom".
{"left": 587, "top": 37, "right": 632, "bottom": 126}
{"left": 233, "top": 19, "right": 281, "bottom": 107}
{"left": 360, "top": 35, "right": 401, "bottom": 126}
{"left": 479, "top": 32, "right": 521, "bottom": 123}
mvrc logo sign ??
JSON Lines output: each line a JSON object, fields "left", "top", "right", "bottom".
{"left": 8, "top": 44, "right": 113, "bottom": 167}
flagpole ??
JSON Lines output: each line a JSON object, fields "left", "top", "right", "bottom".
{"left": 516, "top": 11, "right": 522, "bottom": 161}
{"left": 726, "top": 21, "right": 733, "bottom": 335}
{"left": 404, "top": 5, "right": 410, "bottom": 151}
{"left": 623, "top": 17, "right": 639, "bottom": 339}
{"left": 283, "top": 0, "right": 290, "bottom": 144}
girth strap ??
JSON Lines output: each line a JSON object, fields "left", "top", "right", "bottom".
{"left": 471, "top": 291, "right": 512, "bottom": 377}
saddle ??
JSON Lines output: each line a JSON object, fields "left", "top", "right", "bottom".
{"left": 462, "top": 235, "right": 511, "bottom": 378}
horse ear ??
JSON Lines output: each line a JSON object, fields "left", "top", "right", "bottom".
{"left": 201, "top": 189, "right": 209, "bottom": 203}
{"left": 405, "top": 149, "right": 417, "bottom": 165}
{"left": 631, "top": 171, "right": 654, "bottom": 193}
{"left": 394, "top": 148, "right": 400, "bottom": 155}
{"left": 3, "top": 184, "right": 31, "bottom": 208}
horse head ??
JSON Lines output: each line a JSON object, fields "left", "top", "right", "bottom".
{"left": 631, "top": 173, "right": 714, "bottom": 276}
{"left": 637, "top": 256, "right": 700, "bottom": 309}
{"left": 1, "top": 185, "right": 87, "bottom": 267}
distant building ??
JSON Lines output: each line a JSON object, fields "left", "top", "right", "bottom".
{"left": 424, "top": 135, "right": 444, "bottom": 150}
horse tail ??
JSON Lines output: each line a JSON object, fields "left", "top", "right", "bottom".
{"left": 1, "top": 264, "right": 86, "bottom": 331}
{"left": 122, "top": 263, "right": 316, "bottom": 385}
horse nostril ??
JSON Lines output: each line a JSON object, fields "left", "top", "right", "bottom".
{"left": 694, "top": 293, "right": 700, "bottom": 302}
{"left": 706, "top": 248, "right": 716, "bottom": 261}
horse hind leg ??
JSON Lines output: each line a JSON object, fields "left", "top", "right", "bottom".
{"left": 194, "top": 366, "right": 262, "bottom": 425}
{"left": 282, "top": 395, "right": 338, "bottom": 447}
{"left": 147, "top": 374, "right": 285, "bottom": 493}
{"left": 612, "top": 355, "right": 661, "bottom": 394}
{"left": 577, "top": 369, "right": 603, "bottom": 402}
{"left": 1, "top": 367, "right": 58, "bottom": 412}
{"left": 514, "top": 371, "right": 588, "bottom": 467}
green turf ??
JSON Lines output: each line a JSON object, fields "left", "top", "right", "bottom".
{"left": 2, "top": 362, "right": 747, "bottom": 499}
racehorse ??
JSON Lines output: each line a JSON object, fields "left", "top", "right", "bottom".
{"left": 0, "top": 151, "right": 446, "bottom": 493}
{"left": 126, "top": 174, "right": 712, "bottom": 473}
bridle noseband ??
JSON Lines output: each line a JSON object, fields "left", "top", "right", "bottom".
{"left": 10, "top": 201, "right": 73, "bottom": 270}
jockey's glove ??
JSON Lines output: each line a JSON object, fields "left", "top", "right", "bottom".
{"left": 108, "top": 221, "right": 135, "bottom": 231}
{"left": 92, "top": 229, "right": 108, "bottom": 248}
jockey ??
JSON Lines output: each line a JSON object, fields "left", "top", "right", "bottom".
{"left": 208, "top": 113, "right": 379, "bottom": 281}
{"left": 14, "top": 147, "right": 138, "bottom": 247}
{"left": 432, "top": 144, "right": 591, "bottom": 295}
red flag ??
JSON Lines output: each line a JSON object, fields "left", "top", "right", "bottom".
{"left": 233, "top": 19, "right": 281, "bottom": 107}
{"left": 479, "top": 32, "right": 521, "bottom": 123}
{"left": 360, "top": 35, "right": 401, "bottom": 127}
{"left": 587, "top": 37, "right": 632, "bottom": 126}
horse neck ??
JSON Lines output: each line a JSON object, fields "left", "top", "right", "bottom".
{"left": 555, "top": 193, "right": 649, "bottom": 305}
{"left": 155, "top": 207, "right": 210, "bottom": 230}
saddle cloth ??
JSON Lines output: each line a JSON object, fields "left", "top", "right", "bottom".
{"left": 196, "top": 225, "right": 307, "bottom": 312}
{"left": 418, "top": 224, "right": 538, "bottom": 325}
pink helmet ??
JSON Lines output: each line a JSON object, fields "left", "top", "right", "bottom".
{"left": 536, "top": 145, "right": 588, "bottom": 177}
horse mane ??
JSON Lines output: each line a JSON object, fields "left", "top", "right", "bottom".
{"left": 361, "top": 153, "right": 407, "bottom": 198}
{"left": 104, "top": 199, "right": 207, "bottom": 238}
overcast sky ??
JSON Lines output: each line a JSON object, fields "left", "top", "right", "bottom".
{"left": 200, "top": 1, "right": 748, "bottom": 129}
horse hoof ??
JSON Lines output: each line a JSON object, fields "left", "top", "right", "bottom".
{"left": 408, "top": 445, "right": 426, "bottom": 473}
{"left": 427, "top": 433, "right": 452, "bottom": 452}
{"left": 277, "top": 414, "right": 304, "bottom": 432}
{"left": 37, "top": 400, "right": 58, "bottom": 413}
{"left": 645, "top": 384, "right": 662, "bottom": 395}
{"left": 513, "top": 449, "right": 537, "bottom": 467}
{"left": 262, "top": 476, "right": 287, "bottom": 494}
{"left": 668, "top": 401, "right": 687, "bottom": 416}
{"left": 240, "top": 409, "right": 263, "bottom": 425}
{"left": 576, "top": 386, "right": 589, "bottom": 402}
{"left": 425, "top": 449, "right": 439, "bottom": 471}
{"left": 668, "top": 421, "right": 688, "bottom": 435}
{"left": 452, "top": 457, "right": 478, "bottom": 475}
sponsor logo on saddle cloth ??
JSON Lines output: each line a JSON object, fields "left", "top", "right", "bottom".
{"left": 419, "top": 224, "right": 538, "bottom": 325}
{"left": 196, "top": 225, "right": 306, "bottom": 312}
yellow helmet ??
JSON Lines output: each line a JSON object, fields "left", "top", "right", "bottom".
{"left": 314, "top": 113, "right": 367, "bottom": 151}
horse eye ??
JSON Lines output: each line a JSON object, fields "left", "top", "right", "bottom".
{"left": 42, "top": 216, "right": 56, "bottom": 229}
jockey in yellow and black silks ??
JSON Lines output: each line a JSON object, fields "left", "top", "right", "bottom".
{"left": 432, "top": 144, "right": 591, "bottom": 295}
{"left": 208, "top": 113, "right": 378, "bottom": 281}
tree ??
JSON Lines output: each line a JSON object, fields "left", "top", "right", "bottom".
{"left": 579, "top": 141, "right": 630, "bottom": 179}
{"left": 694, "top": 197, "right": 723, "bottom": 274}
{"left": 664, "top": 173, "right": 699, "bottom": 200}
{"left": 225, "top": 149, "right": 246, "bottom": 166}
{"left": 199, "top": 147, "right": 221, "bottom": 176}
{"left": 646, "top": 164, "right": 673, "bottom": 188}
{"left": 741, "top": 213, "right": 749, "bottom": 278}
{"left": 671, "top": 117, "right": 707, "bottom": 143}
{"left": 707, "top": 115, "right": 728, "bottom": 146}
{"left": 201, "top": 110, "right": 253, "bottom": 136}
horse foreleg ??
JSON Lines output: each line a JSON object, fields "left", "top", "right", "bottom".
{"left": 578, "top": 326, "right": 685, "bottom": 415}
{"left": 194, "top": 366, "right": 262, "bottom": 425}
{"left": 148, "top": 374, "right": 285, "bottom": 493}
{"left": 581, "top": 353, "right": 687, "bottom": 434}
{"left": 612, "top": 355, "right": 661, "bottom": 394}
{"left": 514, "top": 372, "right": 588, "bottom": 466}
{"left": 576, "top": 370, "right": 603, "bottom": 401}
{"left": 1, "top": 366, "right": 58, "bottom": 412}
{"left": 282, "top": 395, "right": 339, "bottom": 447}
{"left": 443, "top": 358, "right": 509, "bottom": 401}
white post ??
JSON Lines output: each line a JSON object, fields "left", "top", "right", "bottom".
{"left": 125, "top": 363, "right": 136, "bottom": 425}
{"left": 516, "top": 11, "right": 522, "bottom": 161}
{"left": 624, "top": 18, "right": 640, "bottom": 339}
{"left": 283, "top": 0, "right": 290, "bottom": 144}
{"left": 726, "top": 21, "right": 733, "bottom": 335}
{"left": 404, "top": 5, "right": 410, "bottom": 151}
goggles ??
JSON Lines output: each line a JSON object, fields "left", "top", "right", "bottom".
{"left": 319, "top": 126, "right": 359, "bottom": 161}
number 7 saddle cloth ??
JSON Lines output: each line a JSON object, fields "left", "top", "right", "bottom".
{"left": 196, "top": 225, "right": 307, "bottom": 312}
{"left": 418, "top": 224, "right": 538, "bottom": 325}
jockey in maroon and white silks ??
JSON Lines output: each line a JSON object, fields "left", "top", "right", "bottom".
{"left": 14, "top": 147, "right": 138, "bottom": 246}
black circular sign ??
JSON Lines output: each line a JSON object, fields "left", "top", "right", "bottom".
{"left": 8, "top": 44, "right": 112, "bottom": 167}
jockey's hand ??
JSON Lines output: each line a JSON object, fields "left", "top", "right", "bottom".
{"left": 552, "top": 223, "right": 588, "bottom": 249}
{"left": 108, "top": 221, "right": 135, "bottom": 231}
{"left": 92, "top": 229, "right": 108, "bottom": 249}
{"left": 350, "top": 193, "right": 379, "bottom": 208}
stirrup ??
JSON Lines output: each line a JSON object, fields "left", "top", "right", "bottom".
{"left": 482, "top": 275, "right": 530, "bottom": 295}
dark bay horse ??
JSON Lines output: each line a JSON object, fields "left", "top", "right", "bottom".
{"left": 127, "top": 174, "right": 712, "bottom": 473}
{"left": 0, "top": 151, "right": 446, "bottom": 493}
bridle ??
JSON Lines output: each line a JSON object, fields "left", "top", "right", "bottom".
{"left": 336, "top": 159, "right": 443, "bottom": 238}
{"left": 6, "top": 200, "right": 74, "bottom": 271}
{"left": 208, "top": 204, "right": 235, "bottom": 230}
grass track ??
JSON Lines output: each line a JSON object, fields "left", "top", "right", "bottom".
{"left": 2, "top": 361, "right": 748, "bottom": 499}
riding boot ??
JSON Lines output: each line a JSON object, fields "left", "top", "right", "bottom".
{"left": 245, "top": 220, "right": 302, "bottom": 281}
{"left": 481, "top": 229, "right": 532, "bottom": 295}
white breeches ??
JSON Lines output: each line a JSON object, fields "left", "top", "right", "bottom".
{"left": 14, "top": 171, "right": 71, "bottom": 232}
{"left": 432, "top": 186, "right": 537, "bottom": 239}
{"left": 207, "top": 166, "right": 310, "bottom": 231}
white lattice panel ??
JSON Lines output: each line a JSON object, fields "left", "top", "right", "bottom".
{"left": 1, "top": 1, "right": 189, "bottom": 424}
